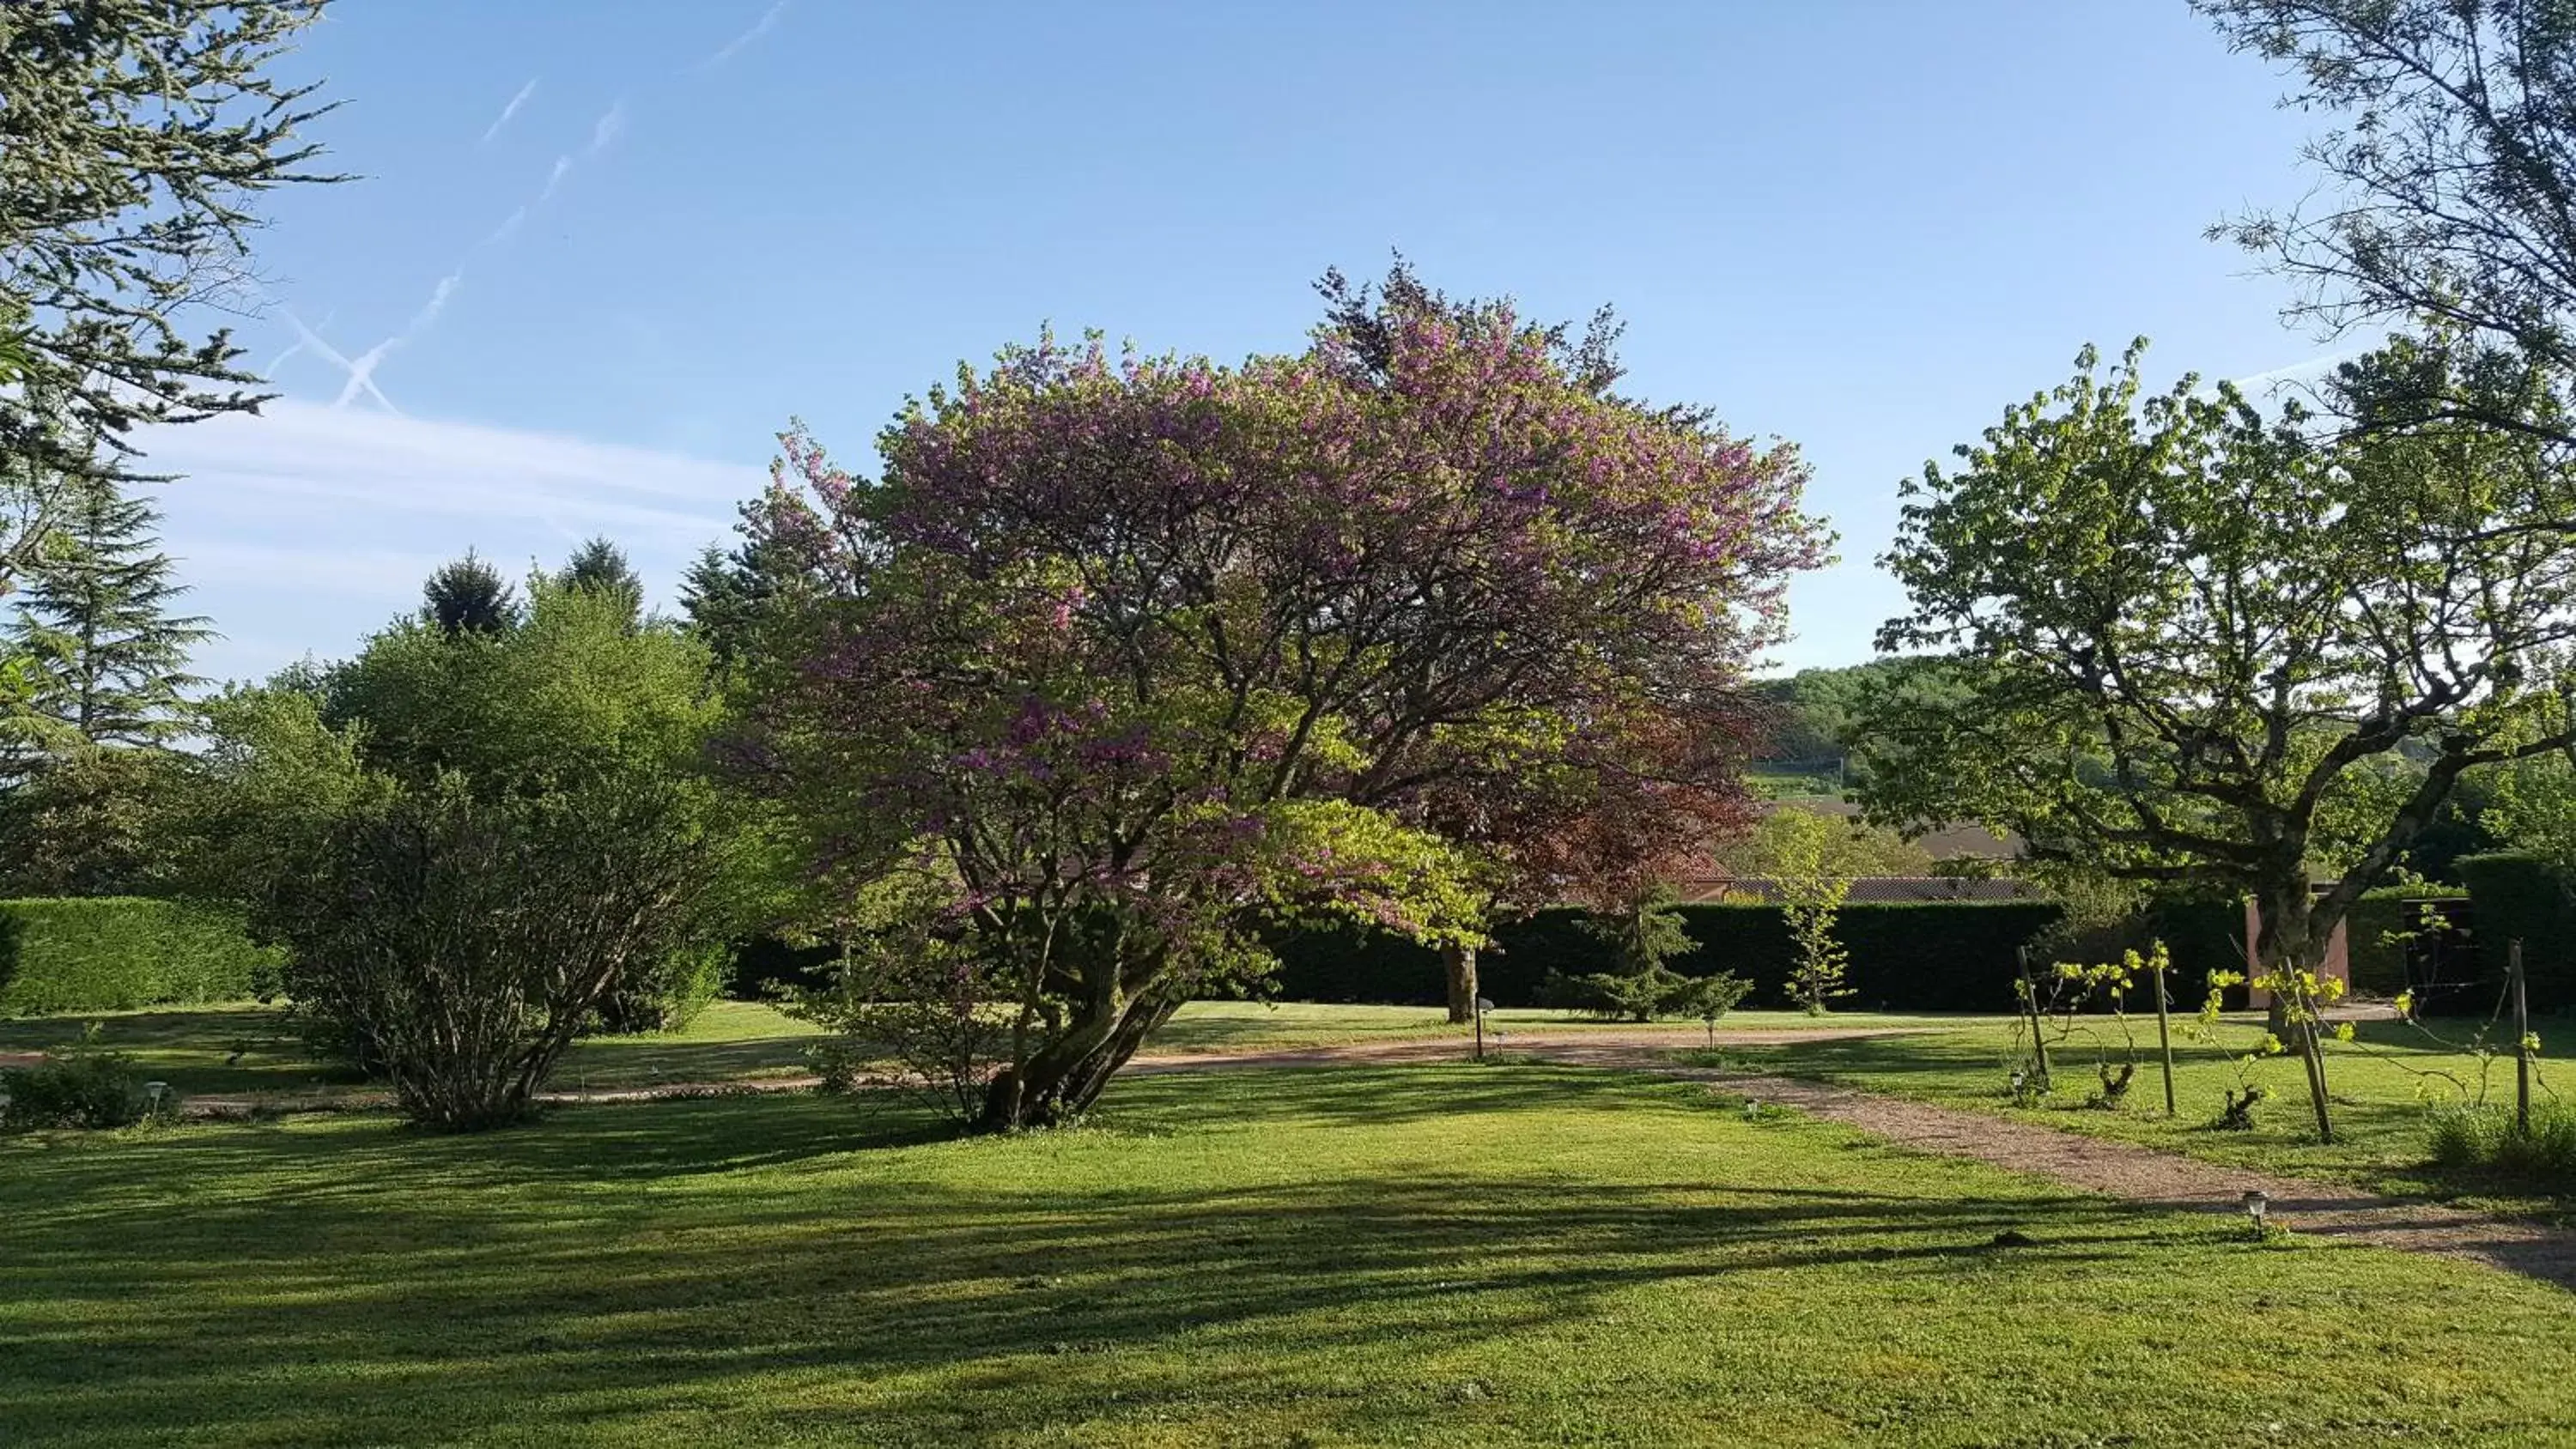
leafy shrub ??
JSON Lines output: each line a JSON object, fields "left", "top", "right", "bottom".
{"left": 258, "top": 779, "right": 732, "bottom": 1131}
{"left": 2425, "top": 1103, "right": 2576, "bottom": 1185}
{"left": 592, "top": 942, "right": 732, "bottom": 1034}
{"left": 0, "top": 898, "right": 282, "bottom": 1016}
{"left": 0, "top": 1033, "right": 174, "bottom": 1131}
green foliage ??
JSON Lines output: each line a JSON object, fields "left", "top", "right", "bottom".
{"left": 0, "top": 898, "right": 279, "bottom": 1017}
{"left": 416, "top": 551, "right": 519, "bottom": 637}
{"left": 249, "top": 774, "right": 726, "bottom": 1131}
{"left": 193, "top": 585, "right": 777, "bottom": 1124}
{"left": 1747, "top": 808, "right": 1859, "bottom": 1013}
{"left": 2347, "top": 882, "right": 2470, "bottom": 998}
{"left": 1868, "top": 336, "right": 2576, "bottom": 1143}
{"left": 2454, "top": 852, "right": 2576, "bottom": 1013}
{"left": 2, "top": 473, "right": 210, "bottom": 753}
{"left": 2425, "top": 1103, "right": 2576, "bottom": 1188}
{"left": 1564, "top": 890, "right": 1703, "bottom": 1021}
{"left": 0, "top": 0, "right": 337, "bottom": 579}
{"left": 0, "top": 1028, "right": 167, "bottom": 1131}
{"left": 0, "top": 744, "right": 190, "bottom": 894}
{"left": 555, "top": 537, "right": 644, "bottom": 627}
{"left": 1271, "top": 901, "right": 2066, "bottom": 1012}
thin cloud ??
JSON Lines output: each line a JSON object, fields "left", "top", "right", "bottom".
{"left": 484, "top": 206, "right": 527, "bottom": 246}
{"left": 588, "top": 100, "right": 629, "bottom": 157}
{"left": 479, "top": 76, "right": 539, "bottom": 145}
{"left": 701, "top": 1, "right": 789, "bottom": 69}
{"left": 146, "top": 401, "right": 764, "bottom": 683}
{"left": 537, "top": 154, "right": 575, "bottom": 203}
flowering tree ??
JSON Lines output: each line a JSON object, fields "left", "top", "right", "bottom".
{"left": 737, "top": 269, "right": 1826, "bottom": 1129}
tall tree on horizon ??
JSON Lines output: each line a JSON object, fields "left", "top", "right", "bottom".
{"left": 556, "top": 536, "right": 645, "bottom": 627}
{"left": 4, "top": 473, "right": 213, "bottom": 756}
{"left": 421, "top": 551, "right": 519, "bottom": 636}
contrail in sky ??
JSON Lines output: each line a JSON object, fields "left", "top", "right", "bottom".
{"left": 479, "top": 77, "right": 538, "bottom": 145}
{"left": 701, "top": 1, "right": 789, "bottom": 69}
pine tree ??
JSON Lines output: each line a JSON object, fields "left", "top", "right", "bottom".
{"left": 5, "top": 473, "right": 212, "bottom": 752}
{"left": 421, "top": 550, "right": 519, "bottom": 635}
{"left": 556, "top": 536, "right": 644, "bottom": 626}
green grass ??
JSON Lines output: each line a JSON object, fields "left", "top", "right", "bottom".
{"left": 6, "top": 1065, "right": 2573, "bottom": 1446}
{"left": 1695, "top": 1014, "right": 2576, "bottom": 1223}
{"left": 0, "top": 1001, "right": 1936, "bottom": 1105}
{"left": 0, "top": 1001, "right": 830, "bottom": 1100}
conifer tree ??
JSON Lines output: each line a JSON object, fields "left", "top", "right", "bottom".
{"left": 556, "top": 536, "right": 644, "bottom": 626}
{"left": 421, "top": 551, "right": 519, "bottom": 636}
{"left": 5, "top": 474, "right": 212, "bottom": 753}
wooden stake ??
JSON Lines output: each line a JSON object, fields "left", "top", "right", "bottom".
{"left": 2019, "top": 945, "right": 2050, "bottom": 1089}
{"left": 2151, "top": 954, "right": 2178, "bottom": 1118}
{"left": 2512, "top": 938, "right": 2531, "bottom": 1138}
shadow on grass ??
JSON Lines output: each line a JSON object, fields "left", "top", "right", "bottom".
{"left": 0, "top": 1068, "right": 2193, "bottom": 1447}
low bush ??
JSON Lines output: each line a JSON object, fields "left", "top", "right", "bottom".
{"left": 0, "top": 1034, "right": 174, "bottom": 1131}
{"left": 2425, "top": 1103, "right": 2576, "bottom": 1185}
{"left": 0, "top": 898, "right": 282, "bottom": 1016}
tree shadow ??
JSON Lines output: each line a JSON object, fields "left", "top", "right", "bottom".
{"left": 2, "top": 1070, "right": 2240, "bottom": 1447}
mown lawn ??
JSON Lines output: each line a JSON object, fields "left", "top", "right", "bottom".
{"left": 0, "top": 1000, "right": 1943, "bottom": 1103}
{"left": 5, "top": 1065, "right": 2573, "bottom": 1447}
{"left": 1698, "top": 1014, "right": 2576, "bottom": 1222}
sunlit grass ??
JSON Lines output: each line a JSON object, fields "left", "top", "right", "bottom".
{"left": 1698, "top": 1013, "right": 2576, "bottom": 1222}
{"left": 5, "top": 1064, "right": 2572, "bottom": 1446}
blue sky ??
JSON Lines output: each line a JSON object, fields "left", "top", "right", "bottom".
{"left": 146, "top": 0, "right": 2342, "bottom": 685}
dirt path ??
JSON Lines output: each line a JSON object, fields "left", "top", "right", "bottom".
{"left": 1213, "top": 1035, "right": 2576, "bottom": 1293}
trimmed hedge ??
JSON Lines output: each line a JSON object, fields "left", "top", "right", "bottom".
{"left": 2456, "top": 852, "right": 2576, "bottom": 1014}
{"left": 0, "top": 899, "right": 283, "bottom": 1017}
{"left": 1267, "top": 901, "right": 2068, "bottom": 1013}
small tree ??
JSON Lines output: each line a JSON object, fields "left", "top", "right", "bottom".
{"left": 1567, "top": 888, "right": 1748, "bottom": 1023}
{"left": 1752, "top": 808, "right": 1858, "bottom": 1014}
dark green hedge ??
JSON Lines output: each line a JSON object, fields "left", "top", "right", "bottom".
{"left": 0, "top": 899, "right": 283, "bottom": 1017}
{"left": 2456, "top": 852, "right": 2576, "bottom": 1014}
{"left": 1267, "top": 901, "right": 2068, "bottom": 1013}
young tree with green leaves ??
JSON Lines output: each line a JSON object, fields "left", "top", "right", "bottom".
{"left": 1862, "top": 339, "right": 2576, "bottom": 1141}
{"left": 1752, "top": 808, "right": 1859, "bottom": 1014}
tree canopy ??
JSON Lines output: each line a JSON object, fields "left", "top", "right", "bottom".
{"left": 738, "top": 269, "right": 1826, "bottom": 1128}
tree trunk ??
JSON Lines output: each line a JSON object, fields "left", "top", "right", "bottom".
{"left": 1443, "top": 944, "right": 1479, "bottom": 1024}
{"left": 2251, "top": 877, "right": 2336, "bottom": 1143}
{"left": 977, "top": 980, "right": 1182, "bottom": 1132}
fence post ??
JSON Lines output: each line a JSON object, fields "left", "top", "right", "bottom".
{"left": 2018, "top": 945, "right": 2050, "bottom": 1090}
{"left": 2151, "top": 953, "right": 2178, "bottom": 1118}
{"left": 2512, "top": 938, "right": 2531, "bottom": 1138}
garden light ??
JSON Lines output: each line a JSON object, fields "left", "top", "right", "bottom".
{"left": 2240, "top": 1190, "right": 2269, "bottom": 1233}
{"left": 144, "top": 1082, "right": 168, "bottom": 1116}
